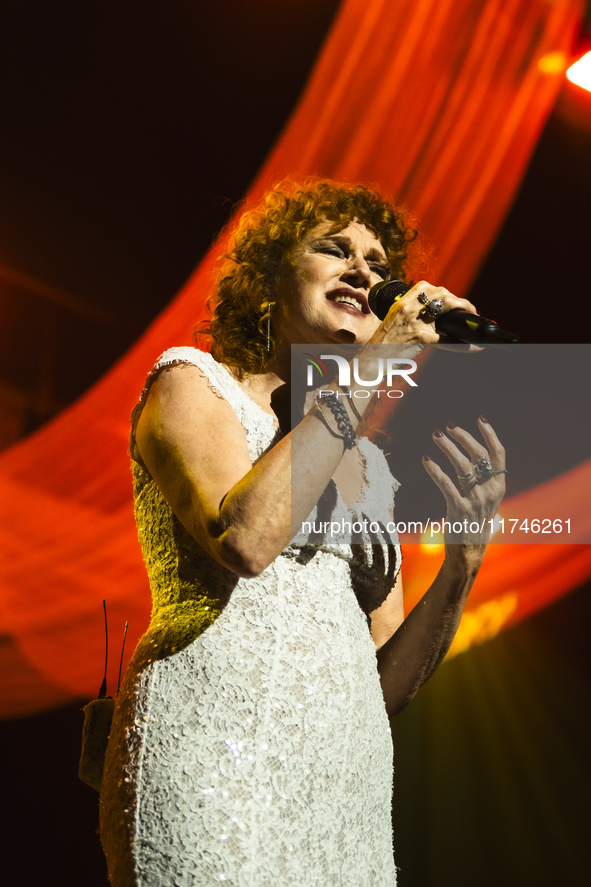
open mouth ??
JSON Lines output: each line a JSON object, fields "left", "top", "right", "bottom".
{"left": 326, "top": 289, "right": 369, "bottom": 314}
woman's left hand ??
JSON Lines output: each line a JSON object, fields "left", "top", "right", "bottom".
{"left": 422, "top": 416, "right": 506, "bottom": 544}
{"left": 378, "top": 417, "right": 505, "bottom": 713}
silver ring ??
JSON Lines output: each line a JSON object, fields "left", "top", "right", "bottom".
{"left": 419, "top": 298, "right": 443, "bottom": 319}
{"left": 457, "top": 470, "right": 477, "bottom": 489}
{"left": 473, "top": 457, "right": 507, "bottom": 484}
{"left": 474, "top": 457, "right": 494, "bottom": 483}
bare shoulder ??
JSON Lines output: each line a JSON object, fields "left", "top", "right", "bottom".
{"left": 137, "top": 362, "right": 250, "bottom": 458}
{"left": 135, "top": 363, "right": 254, "bottom": 535}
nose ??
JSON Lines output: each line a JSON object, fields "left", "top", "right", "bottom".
{"left": 342, "top": 253, "right": 372, "bottom": 288}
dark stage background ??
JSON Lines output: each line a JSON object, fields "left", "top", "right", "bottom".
{"left": 1, "top": 2, "right": 590, "bottom": 885}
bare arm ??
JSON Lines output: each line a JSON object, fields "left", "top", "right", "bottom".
{"left": 135, "top": 364, "right": 346, "bottom": 577}
{"left": 372, "top": 419, "right": 505, "bottom": 716}
{"left": 375, "top": 546, "right": 484, "bottom": 717}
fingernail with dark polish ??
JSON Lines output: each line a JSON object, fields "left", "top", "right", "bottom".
{"left": 423, "top": 455, "right": 431, "bottom": 461}
{"left": 446, "top": 422, "right": 457, "bottom": 430}
{"left": 433, "top": 429, "right": 444, "bottom": 438}
{"left": 479, "top": 415, "right": 488, "bottom": 424}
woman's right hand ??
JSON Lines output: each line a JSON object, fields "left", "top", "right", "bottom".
{"left": 369, "top": 280, "right": 480, "bottom": 347}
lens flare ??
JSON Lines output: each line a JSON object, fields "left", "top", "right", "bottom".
{"left": 566, "top": 51, "right": 591, "bottom": 93}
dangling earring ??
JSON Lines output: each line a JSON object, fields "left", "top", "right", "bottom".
{"left": 259, "top": 301, "right": 276, "bottom": 352}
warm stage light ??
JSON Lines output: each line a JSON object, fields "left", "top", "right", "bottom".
{"left": 447, "top": 592, "right": 518, "bottom": 658}
{"left": 566, "top": 51, "right": 591, "bottom": 93}
{"left": 420, "top": 529, "right": 444, "bottom": 553}
{"left": 538, "top": 51, "right": 567, "bottom": 74}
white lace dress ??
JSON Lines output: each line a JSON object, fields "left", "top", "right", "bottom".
{"left": 100, "top": 348, "right": 401, "bottom": 886}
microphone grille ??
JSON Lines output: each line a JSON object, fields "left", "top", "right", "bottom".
{"left": 368, "top": 279, "right": 410, "bottom": 320}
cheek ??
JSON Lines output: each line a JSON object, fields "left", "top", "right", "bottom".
{"left": 290, "top": 272, "right": 327, "bottom": 311}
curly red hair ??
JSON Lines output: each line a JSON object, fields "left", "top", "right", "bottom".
{"left": 199, "top": 178, "right": 420, "bottom": 377}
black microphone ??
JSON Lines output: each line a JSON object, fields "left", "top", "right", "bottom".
{"left": 368, "top": 280, "right": 520, "bottom": 345}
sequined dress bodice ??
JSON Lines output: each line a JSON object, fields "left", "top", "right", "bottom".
{"left": 99, "top": 347, "right": 401, "bottom": 886}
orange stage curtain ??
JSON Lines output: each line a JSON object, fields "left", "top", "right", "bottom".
{"left": 0, "top": 0, "right": 584, "bottom": 718}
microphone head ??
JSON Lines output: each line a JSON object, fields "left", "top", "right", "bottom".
{"left": 368, "top": 279, "right": 410, "bottom": 320}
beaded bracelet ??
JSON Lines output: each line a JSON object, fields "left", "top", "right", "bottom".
{"left": 338, "top": 385, "right": 363, "bottom": 423}
{"left": 314, "top": 392, "right": 357, "bottom": 449}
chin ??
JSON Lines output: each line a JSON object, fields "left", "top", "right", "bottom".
{"left": 333, "top": 329, "right": 360, "bottom": 344}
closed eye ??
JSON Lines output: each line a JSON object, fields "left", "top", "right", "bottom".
{"left": 314, "top": 243, "right": 346, "bottom": 258}
{"left": 311, "top": 238, "right": 389, "bottom": 278}
{"left": 369, "top": 263, "right": 390, "bottom": 279}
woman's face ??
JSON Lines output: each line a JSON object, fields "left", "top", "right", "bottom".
{"left": 273, "top": 219, "right": 390, "bottom": 348}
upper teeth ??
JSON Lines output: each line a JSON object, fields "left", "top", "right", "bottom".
{"left": 334, "top": 295, "right": 361, "bottom": 309}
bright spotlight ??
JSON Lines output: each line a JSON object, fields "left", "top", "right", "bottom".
{"left": 566, "top": 51, "right": 591, "bottom": 93}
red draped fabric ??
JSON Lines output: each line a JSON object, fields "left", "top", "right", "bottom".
{"left": 0, "top": 0, "right": 584, "bottom": 718}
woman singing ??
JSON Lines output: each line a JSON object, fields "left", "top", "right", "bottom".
{"left": 99, "top": 179, "right": 506, "bottom": 886}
